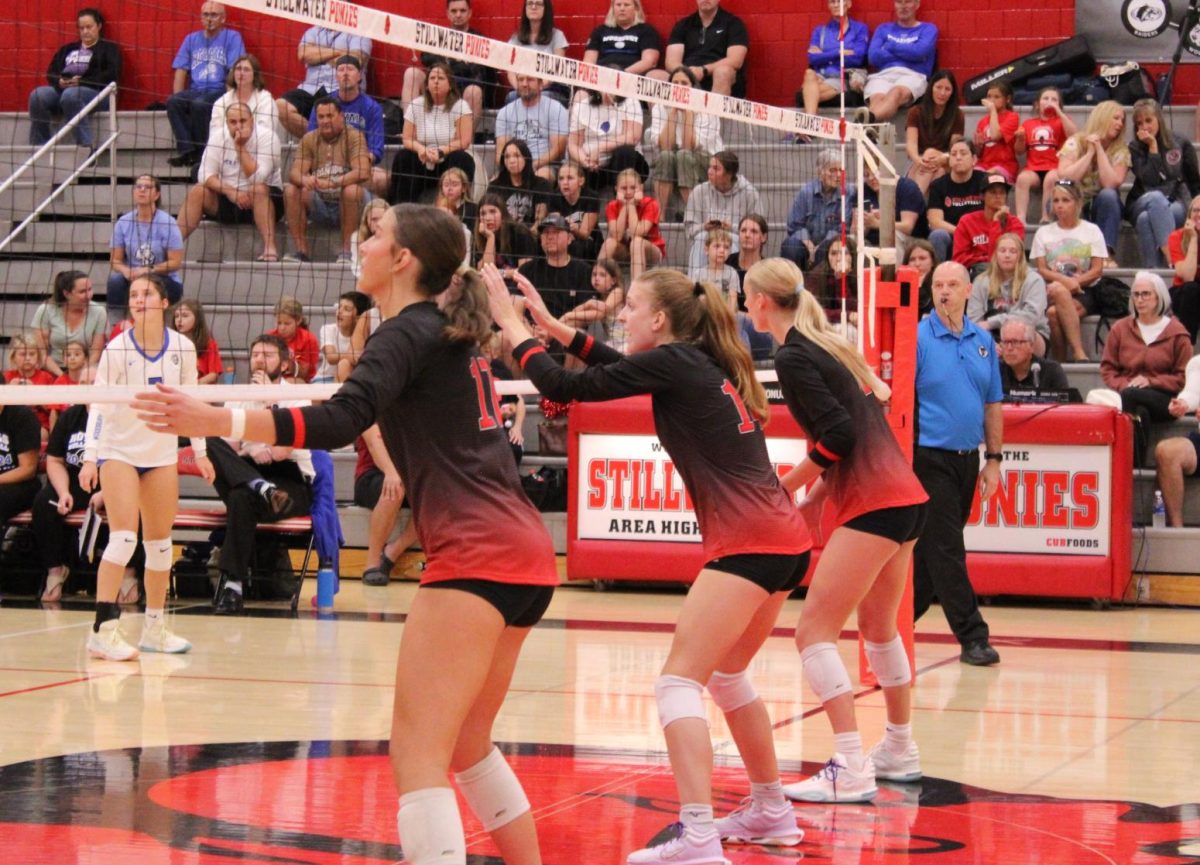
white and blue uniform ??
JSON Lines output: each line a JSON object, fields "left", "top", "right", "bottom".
{"left": 84, "top": 328, "right": 207, "bottom": 468}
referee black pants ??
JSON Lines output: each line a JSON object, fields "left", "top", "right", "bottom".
{"left": 206, "top": 437, "right": 313, "bottom": 579}
{"left": 912, "top": 447, "right": 990, "bottom": 647}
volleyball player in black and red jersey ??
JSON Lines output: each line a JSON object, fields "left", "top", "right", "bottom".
{"left": 484, "top": 264, "right": 810, "bottom": 865}
{"left": 134, "top": 205, "right": 557, "bottom": 865}
{"left": 744, "top": 258, "right": 929, "bottom": 804}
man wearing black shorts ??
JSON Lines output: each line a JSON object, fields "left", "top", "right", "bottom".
{"left": 276, "top": 26, "right": 372, "bottom": 140}
{"left": 177, "top": 102, "right": 283, "bottom": 262}
{"left": 401, "top": 0, "right": 496, "bottom": 126}
{"left": 657, "top": 0, "right": 749, "bottom": 98}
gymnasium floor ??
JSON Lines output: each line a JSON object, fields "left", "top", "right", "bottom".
{"left": 0, "top": 580, "right": 1197, "bottom": 864}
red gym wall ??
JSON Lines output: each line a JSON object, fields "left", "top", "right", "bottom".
{"left": 2, "top": 0, "right": 1199, "bottom": 114}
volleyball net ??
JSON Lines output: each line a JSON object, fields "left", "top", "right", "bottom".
{"left": 0, "top": 0, "right": 899, "bottom": 405}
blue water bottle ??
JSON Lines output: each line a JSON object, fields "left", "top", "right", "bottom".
{"left": 316, "top": 559, "right": 336, "bottom": 613}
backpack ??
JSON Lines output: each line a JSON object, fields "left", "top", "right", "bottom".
{"left": 1100, "top": 62, "right": 1157, "bottom": 104}
{"left": 1092, "top": 275, "right": 1131, "bottom": 353}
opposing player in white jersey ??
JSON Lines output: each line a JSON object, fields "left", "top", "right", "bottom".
{"left": 80, "top": 274, "right": 214, "bottom": 660}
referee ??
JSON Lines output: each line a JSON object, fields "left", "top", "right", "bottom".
{"left": 913, "top": 261, "right": 1003, "bottom": 666}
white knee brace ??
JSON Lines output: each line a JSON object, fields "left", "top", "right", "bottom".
{"left": 800, "top": 642, "right": 853, "bottom": 704}
{"left": 453, "top": 746, "right": 530, "bottom": 832}
{"left": 396, "top": 787, "right": 465, "bottom": 865}
{"left": 864, "top": 636, "right": 911, "bottom": 688}
{"left": 654, "top": 674, "right": 707, "bottom": 730}
{"left": 143, "top": 538, "right": 173, "bottom": 572}
{"left": 101, "top": 530, "right": 138, "bottom": 567}
{"left": 707, "top": 670, "right": 758, "bottom": 713}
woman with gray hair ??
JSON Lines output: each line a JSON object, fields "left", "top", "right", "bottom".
{"left": 1100, "top": 270, "right": 1193, "bottom": 464}
{"left": 781, "top": 147, "right": 853, "bottom": 270}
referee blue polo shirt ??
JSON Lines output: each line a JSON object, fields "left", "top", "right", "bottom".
{"left": 915, "top": 313, "right": 1004, "bottom": 451}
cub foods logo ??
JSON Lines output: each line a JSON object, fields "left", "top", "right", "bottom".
{"left": 1121, "top": 0, "right": 1172, "bottom": 38}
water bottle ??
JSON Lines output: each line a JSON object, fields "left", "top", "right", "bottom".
{"left": 1152, "top": 491, "right": 1166, "bottom": 529}
{"left": 880, "top": 351, "right": 894, "bottom": 383}
{"left": 316, "top": 559, "right": 337, "bottom": 613}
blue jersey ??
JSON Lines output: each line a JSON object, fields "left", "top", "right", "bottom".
{"left": 915, "top": 314, "right": 1003, "bottom": 451}
{"left": 172, "top": 29, "right": 245, "bottom": 91}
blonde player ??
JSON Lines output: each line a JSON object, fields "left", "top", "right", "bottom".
{"left": 80, "top": 274, "right": 214, "bottom": 661}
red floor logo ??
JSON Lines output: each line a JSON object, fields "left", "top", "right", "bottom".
{"left": 0, "top": 740, "right": 1196, "bottom": 863}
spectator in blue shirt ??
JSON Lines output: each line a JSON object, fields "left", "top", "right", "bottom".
{"left": 166, "top": 2, "right": 246, "bottom": 167}
{"left": 781, "top": 148, "right": 855, "bottom": 269}
{"left": 860, "top": 0, "right": 938, "bottom": 123}
{"left": 277, "top": 26, "right": 372, "bottom": 139}
{"left": 495, "top": 75, "right": 569, "bottom": 181}
{"left": 106, "top": 175, "right": 184, "bottom": 317}
{"left": 305, "top": 55, "right": 388, "bottom": 196}
{"left": 800, "top": 0, "right": 869, "bottom": 117}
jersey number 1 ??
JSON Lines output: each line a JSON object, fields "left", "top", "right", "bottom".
{"left": 722, "top": 380, "right": 757, "bottom": 434}
{"left": 469, "top": 358, "right": 506, "bottom": 431}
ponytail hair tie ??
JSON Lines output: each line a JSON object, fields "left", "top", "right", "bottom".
{"left": 795, "top": 282, "right": 805, "bottom": 296}
{"left": 693, "top": 281, "right": 705, "bottom": 297}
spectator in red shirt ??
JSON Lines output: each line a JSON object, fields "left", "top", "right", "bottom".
{"left": 5, "top": 332, "right": 56, "bottom": 436}
{"left": 1014, "top": 86, "right": 1077, "bottom": 224}
{"left": 173, "top": 298, "right": 223, "bottom": 384}
{"left": 1166, "top": 196, "right": 1200, "bottom": 341}
{"left": 974, "top": 82, "right": 1019, "bottom": 183}
{"left": 599, "top": 168, "right": 665, "bottom": 281}
{"left": 269, "top": 295, "right": 320, "bottom": 382}
{"left": 952, "top": 174, "right": 1025, "bottom": 276}
{"left": 48, "top": 337, "right": 92, "bottom": 429}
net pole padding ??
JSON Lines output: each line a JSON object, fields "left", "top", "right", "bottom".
{"left": 855, "top": 134, "right": 900, "bottom": 354}
{"left": 855, "top": 265, "right": 920, "bottom": 688}
{"left": 221, "top": 0, "right": 856, "bottom": 143}
{"left": 0, "top": 371, "right": 785, "bottom": 407}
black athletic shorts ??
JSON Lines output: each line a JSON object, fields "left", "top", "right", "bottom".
{"left": 704, "top": 551, "right": 812, "bottom": 594}
{"left": 212, "top": 186, "right": 284, "bottom": 224}
{"left": 424, "top": 579, "right": 554, "bottom": 627}
{"left": 354, "top": 468, "right": 385, "bottom": 509}
{"left": 281, "top": 86, "right": 328, "bottom": 120}
{"left": 843, "top": 502, "right": 928, "bottom": 544}
{"left": 1189, "top": 432, "right": 1200, "bottom": 471}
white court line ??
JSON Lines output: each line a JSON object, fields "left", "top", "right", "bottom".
{"left": 0, "top": 602, "right": 211, "bottom": 641}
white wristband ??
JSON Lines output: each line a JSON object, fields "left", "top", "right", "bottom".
{"left": 229, "top": 408, "right": 246, "bottom": 441}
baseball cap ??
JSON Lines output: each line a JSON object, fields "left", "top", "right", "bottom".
{"left": 334, "top": 54, "right": 362, "bottom": 70}
{"left": 985, "top": 173, "right": 1012, "bottom": 190}
{"left": 539, "top": 213, "right": 570, "bottom": 232}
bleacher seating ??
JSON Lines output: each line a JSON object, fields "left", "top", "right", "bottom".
{"left": 2, "top": 99, "right": 1199, "bottom": 572}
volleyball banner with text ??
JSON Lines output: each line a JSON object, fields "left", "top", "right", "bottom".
{"left": 235, "top": 0, "right": 844, "bottom": 141}
{"left": 965, "top": 444, "right": 1113, "bottom": 557}
{"left": 575, "top": 432, "right": 808, "bottom": 543}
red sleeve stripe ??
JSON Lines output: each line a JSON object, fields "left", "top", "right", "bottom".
{"left": 814, "top": 442, "right": 842, "bottom": 463}
{"left": 579, "top": 334, "right": 595, "bottom": 360}
{"left": 288, "top": 407, "right": 307, "bottom": 449}
{"left": 518, "top": 344, "right": 548, "bottom": 369}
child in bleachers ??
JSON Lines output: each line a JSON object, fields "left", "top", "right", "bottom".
{"left": 546, "top": 161, "right": 602, "bottom": 262}
{"left": 269, "top": 295, "right": 320, "bottom": 382}
{"left": 48, "top": 337, "right": 91, "bottom": 430}
{"left": 6, "top": 332, "right": 55, "bottom": 438}
{"left": 974, "top": 82, "right": 1020, "bottom": 184}
{"left": 600, "top": 168, "right": 665, "bottom": 282}
{"left": 436, "top": 167, "right": 478, "bottom": 235}
{"left": 689, "top": 227, "right": 741, "bottom": 313}
{"left": 1015, "top": 86, "right": 1077, "bottom": 225}
{"left": 351, "top": 198, "right": 390, "bottom": 279}
{"left": 173, "top": 299, "right": 223, "bottom": 384}
{"left": 560, "top": 257, "right": 628, "bottom": 352}
{"left": 316, "top": 291, "right": 370, "bottom": 383}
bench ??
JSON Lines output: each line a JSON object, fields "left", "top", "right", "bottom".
{"left": 7, "top": 499, "right": 315, "bottom": 611}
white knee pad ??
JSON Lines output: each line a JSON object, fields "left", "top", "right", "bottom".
{"left": 101, "top": 530, "right": 138, "bottom": 567}
{"left": 654, "top": 674, "right": 707, "bottom": 730}
{"left": 864, "top": 636, "right": 911, "bottom": 688}
{"left": 707, "top": 670, "right": 758, "bottom": 713}
{"left": 143, "top": 538, "right": 173, "bottom": 572}
{"left": 453, "top": 746, "right": 530, "bottom": 832}
{"left": 800, "top": 642, "right": 853, "bottom": 704}
{"left": 396, "top": 787, "right": 465, "bottom": 865}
